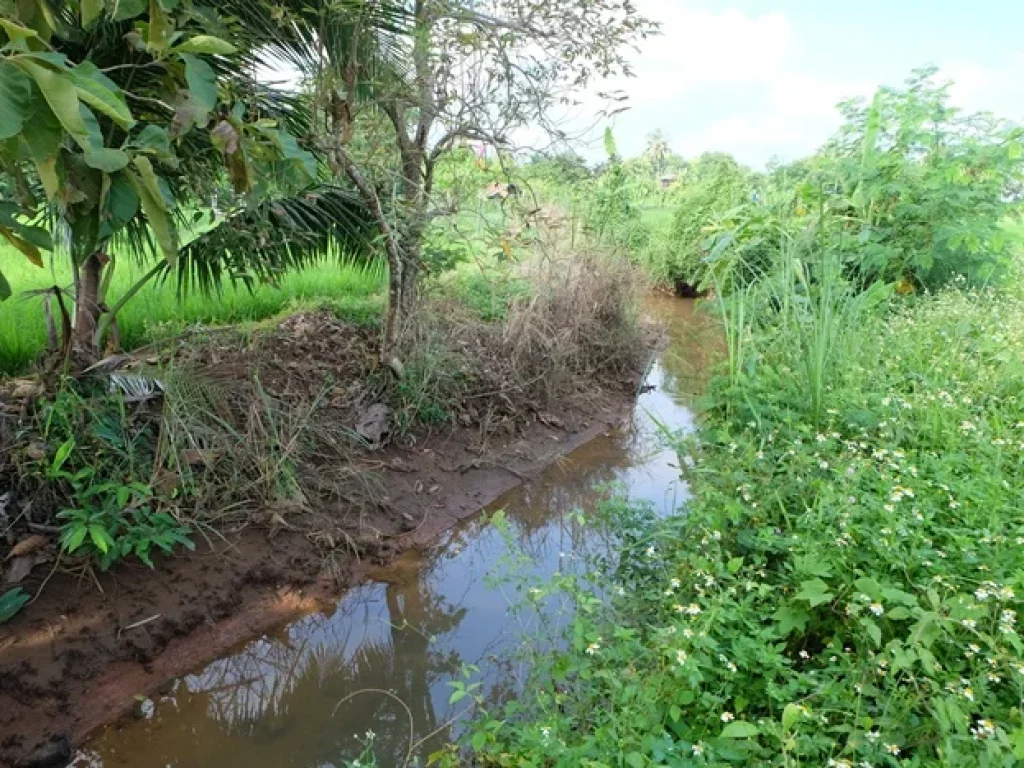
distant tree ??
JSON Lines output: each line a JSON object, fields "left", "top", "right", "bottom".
{"left": 228, "top": 0, "right": 657, "bottom": 366}
{"left": 644, "top": 130, "right": 671, "bottom": 177}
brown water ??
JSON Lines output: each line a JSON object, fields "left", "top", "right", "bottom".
{"left": 72, "top": 297, "right": 716, "bottom": 768}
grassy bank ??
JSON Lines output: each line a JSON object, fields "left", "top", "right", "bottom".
{"left": 0, "top": 244, "right": 387, "bottom": 376}
{"left": 461, "top": 277, "right": 1024, "bottom": 765}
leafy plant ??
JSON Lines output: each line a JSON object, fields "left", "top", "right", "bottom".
{"left": 464, "top": 274, "right": 1024, "bottom": 767}
{"left": 0, "top": 588, "right": 30, "bottom": 623}
{"left": 40, "top": 387, "right": 193, "bottom": 570}
{"left": 56, "top": 481, "right": 193, "bottom": 571}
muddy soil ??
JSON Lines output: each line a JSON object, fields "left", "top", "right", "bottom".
{"left": 0, "top": 311, "right": 645, "bottom": 767}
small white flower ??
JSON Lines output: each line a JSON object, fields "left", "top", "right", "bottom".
{"left": 585, "top": 642, "right": 601, "bottom": 655}
{"left": 540, "top": 726, "right": 551, "bottom": 740}
{"left": 962, "top": 619, "right": 977, "bottom": 629}
{"left": 669, "top": 578, "right": 681, "bottom": 589}
{"left": 676, "top": 649, "right": 688, "bottom": 666}
{"left": 365, "top": 729, "right": 376, "bottom": 740}
{"left": 721, "top": 712, "right": 735, "bottom": 723}
{"left": 885, "top": 744, "right": 901, "bottom": 756}
{"left": 692, "top": 743, "right": 704, "bottom": 756}
{"left": 869, "top": 603, "right": 884, "bottom": 617}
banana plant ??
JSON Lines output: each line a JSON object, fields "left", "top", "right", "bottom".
{"left": 0, "top": 0, "right": 332, "bottom": 363}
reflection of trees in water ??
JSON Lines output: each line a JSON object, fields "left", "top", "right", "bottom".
{"left": 178, "top": 577, "right": 469, "bottom": 765}
{"left": 655, "top": 306, "right": 722, "bottom": 403}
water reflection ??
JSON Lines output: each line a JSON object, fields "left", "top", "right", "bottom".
{"left": 76, "top": 297, "right": 716, "bottom": 768}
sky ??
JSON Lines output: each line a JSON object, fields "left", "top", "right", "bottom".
{"left": 581, "top": 0, "right": 1024, "bottom": 168}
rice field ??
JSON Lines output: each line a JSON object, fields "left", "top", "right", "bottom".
{"left": 0, "top": 245, "right": 387, "bottom": 375}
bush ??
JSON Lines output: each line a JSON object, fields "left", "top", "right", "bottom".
{"left": 709, "top": 69, "right": 1024, "bottom": 295}
{"left": 653, "top": 153, "right": 750, "bottom": 286}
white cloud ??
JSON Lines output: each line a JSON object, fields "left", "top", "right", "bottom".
{"left": 621, "top": 4, "right": 794, "bottom": 104}
{"left": 584, "top": 3, "right": 1024, "bottom": 168}
{"left": 943, "top": 54, "right": 1024, "bottom": 120}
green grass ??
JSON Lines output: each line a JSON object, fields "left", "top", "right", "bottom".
{"left": 0, "top": 245, "right": 386, "bottom": 375}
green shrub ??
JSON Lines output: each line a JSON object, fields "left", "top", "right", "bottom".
{"left": 39, "top": 386, "right": 194, "bottom": 570}
{"left": 656, "top": 153, "right": 750, "bottom": 285}
{"left": 709, "top": 69, "right": 1024, "bottom": 296}
{"left": 822, "top": 68, "right": 1023, "bottom": 289}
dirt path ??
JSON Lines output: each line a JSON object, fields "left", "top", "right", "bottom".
{"left": 0, "top": 397, "right": 633, "bottom": 767}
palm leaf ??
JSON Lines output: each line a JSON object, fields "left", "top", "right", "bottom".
{"left": 165, "top": 185, "right": 379, "bottom": 295}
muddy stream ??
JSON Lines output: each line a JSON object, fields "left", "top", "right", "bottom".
{"left": 70, "top": 297, "right": 716, "bottom": 767}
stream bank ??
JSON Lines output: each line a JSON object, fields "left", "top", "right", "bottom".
{"left": 1, "top": 295, "right": 715, "bottom": 767}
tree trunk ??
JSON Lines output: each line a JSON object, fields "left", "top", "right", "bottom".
{"left": 381, "top": 258, "right": 404, "bottom": 371}
{"left": 73, "top": 252, "right": 104, "bottom": 352}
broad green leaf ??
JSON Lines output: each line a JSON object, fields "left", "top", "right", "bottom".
{"left": 0, "top": 588, "right": 30, "bottom": 623}
{"left": 795, "top": 578, "right": 833, "bottom": 608}
{"left": 881, "top": 588, "right": 917, "bottom": 607}
{"left": 470, "top": 731, "right": 487, "bottom": 751}
{"left": 1010, "top": 727, "right": 1024, "bottom": 759}
{"left": 182, "top": 53, "right": 217, "bottom": 115}
{"left": 81, "top": 0, "right": 106, "bottom": 27}
{"left": 71, "top": 63, "right": 135, "bottom": 130}
{"left": 65, "top": 525, "right": 88, "bottom": 553}
{"left": 781, "top": 703, "right": 802, "bottom": 731}
{"left": 862, "top": 618, "right": 882, "bottom": 648}
{"left": 720, "top": 721, "right": 759, "bottom": 739}
{"left": 854, "top": 577, "right": 883, "bottom": 601}
{"left": 172, "top": 35, "right": 237, "bottom": 56}
{"left": 52, "top": 437, "right": 75, "bottom": 472}
{"left": 135, "top": 124, "right": 170, "bottom": 148}
{"left": 84, "top": 148, "right": 130, "bottom": 172}
{"left": 88, "top": 524, "right": 111, "bottom": 553}
{"left": 112, "top": 0, "right": 148, "bottom": 21}
{"left": 132, "top": 156, "right": 168, "bottom": 210}
{"left": 127, "top": 160, "right": 177, "bottom": 262}
{"left": 12, "top": 59, "right": 92, "bottom": 150}
{"left": 0, "top": 267, "right": 11, "bottom": 301}
{"left": 773, "top": 606, "right": 809, "bottom": 635}
{"left": 0, "top": 62, "right": 33, "bottom": 140}
{"left": 106, "top": 172, "right": 140, "bottom": 227}
{"left": 0, "top": 18, "right": 39, "bottom": 50}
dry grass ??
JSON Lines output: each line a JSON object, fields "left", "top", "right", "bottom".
{"left": 392, "top": 250, "right": 648, "bottom": 433}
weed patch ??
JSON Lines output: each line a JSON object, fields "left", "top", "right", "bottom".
{"left": 465, "top": 286, "right": 1024, "bottom": 766}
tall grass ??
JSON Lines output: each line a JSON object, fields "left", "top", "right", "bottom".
{"left": 0, "top": 244, "right": 386, "bottom": 375}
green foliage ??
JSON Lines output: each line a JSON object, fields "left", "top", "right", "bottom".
{"left": 651, "top": 152, "right": 750, "bottom": 284}
{"left": 824, "top": 67, "right": 1023, "bottom": 288}
{"left": 0, "top": 0, "right": 335, "bottom": 353}
{"left": 709, "top": 69, "right": 1024, "bottom": 295}
{"left": 452, "top": 270, "right": 530, "bottom": 322}
{"left": 585, "top": 129, "right": 651, "bottom": 252}
{"left": 39, "top": 386, "right": 193, "bottom": 570}
{"left": 467, "top": 281, "right": 1024, "bottom": 767}
{"left": 0, "top": 587, "right": 30, "bottom": 623}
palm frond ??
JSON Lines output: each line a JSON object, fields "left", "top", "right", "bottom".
{"left": 221, "top": 0, "right": 415, "bottom": 95}
{"left": 165, "top": 185, "right": 379, "bottom": 295}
